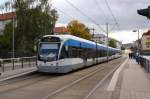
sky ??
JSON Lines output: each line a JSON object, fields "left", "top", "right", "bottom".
{"left": 51, "top": 0, "right": 150, "bottom": 44}
{"left": 0, "top": 0, "right": 150, "bottom": 44}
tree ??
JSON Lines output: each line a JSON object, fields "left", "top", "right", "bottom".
{"left": 108, "top": 38, "right": 117, "bottom": 48}
{"left": 98, "top": 40, "right": 105, "bottom": 44}
{"left": 0, "top": 22, "right": 13, "bottom": 50}
{"left": 1, "top": 0, "right": 58, "bottom": 55}
{"left": 67, "top": 20, "right": 92, "bottom": 40}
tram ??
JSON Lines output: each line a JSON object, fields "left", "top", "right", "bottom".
{"left": 37, "top": 35, "right": 121, "bottom": 73}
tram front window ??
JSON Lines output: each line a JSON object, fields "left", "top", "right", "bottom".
{"left": 39, "top": 43, "right": 59, "bottom": 61}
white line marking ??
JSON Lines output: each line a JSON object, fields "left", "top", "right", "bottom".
{"left": 84, "top": 58, "right": 125, "bottom": 99}
{"left": 0, "top": 68, "right": 37, "bottom": 82}
{"left": 43, "top": 67, "right": 105, "bottom": 99}
{"left": 107, "top": 58, "right": 128, "bottom": 91}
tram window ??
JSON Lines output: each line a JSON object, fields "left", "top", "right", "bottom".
{"left": 59, "top": 46, "right": 69, "bottom": 59}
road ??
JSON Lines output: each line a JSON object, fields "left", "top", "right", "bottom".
{"left": 0, "top": 56, "right": 126, "bottom": 99}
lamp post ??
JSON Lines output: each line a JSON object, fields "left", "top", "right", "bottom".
{"left": 11, "top": 0, "right": 15, "bottom": 58}
{"left": 106, "top": 23, "right": 109, "bottom": 62}
{"left": 133, "top": 30, "right": 140, "bottom": 56}
{"left": 88, "top": 28, "right": 95, "bottom": 40}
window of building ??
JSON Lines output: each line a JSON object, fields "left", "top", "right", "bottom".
{"left": 146, "top": 42, "right": 150, "bottom": 48}
{"left": 146, "top": 37, "right": 150, "bottom": 41}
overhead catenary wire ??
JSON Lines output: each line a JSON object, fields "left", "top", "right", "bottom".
{"left": 52, "top": 6, "right": 75, "bottom": 20}
{"left": 104, "top": 0, "right": 120, "bottom": 31}
{"left": 93, "top": 0, "right": 109, "bottom": 23}
{"left": 65, "top": 0, "right": 106, "bottom": 33}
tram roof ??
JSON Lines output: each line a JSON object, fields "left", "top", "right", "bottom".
{"left": 43, "top": 35, "right": 120, "bottom": 51}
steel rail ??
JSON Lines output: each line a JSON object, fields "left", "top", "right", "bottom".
{"left": 43, "top": 57, "right": 124, "bottom": 99}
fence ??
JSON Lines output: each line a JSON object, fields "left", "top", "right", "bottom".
{"left": 137, "top": 56, "right": 150, "bottom": 73}
{"left": 0, "top": 56, "right": 37, "bottom": 73}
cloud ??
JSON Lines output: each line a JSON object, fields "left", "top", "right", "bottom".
{"left": 1, "top": 0, "right": 149, "bottom": 44}
{"left": 53, "top": 0, "right": 149, "bottom": 29}
{"left": 53, "top": 0, "right": 150, "bottom": 43}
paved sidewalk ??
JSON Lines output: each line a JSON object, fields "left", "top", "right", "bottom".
{"left": 0, "top": 67, "right": 37, "bottom": 81}
{"left": 119, "top": 59, "right": 150, "bottom": 99}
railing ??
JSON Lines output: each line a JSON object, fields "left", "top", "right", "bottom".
{"left": 136, "top": 56, "right": 150, "bottom": 73}
{"left": 0, "top": 56, "right": 37, "bottom": 73}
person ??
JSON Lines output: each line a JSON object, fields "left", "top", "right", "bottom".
{"left": 130, "top": 53, "right": 133, "bottom": 59}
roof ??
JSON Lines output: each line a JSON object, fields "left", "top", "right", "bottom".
{"left": 143, "top": 30, "right": 150, "bottom": 36}
{"left": 53, "top": 27, "right": 68, "bottom": 33}
{"left": 43, "top": 34, "right": 120, "bottom": 51}
{"left": 0, "top": 12, "right": 16, "bottom": 21}
{"left": 93, "top": 34, "right": 106, "bottom": 38}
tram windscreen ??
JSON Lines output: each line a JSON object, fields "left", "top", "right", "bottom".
{"left": 39, "top": 43, "right": 59, "bottom": 61}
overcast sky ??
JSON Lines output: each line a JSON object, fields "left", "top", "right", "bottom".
{"left": 1, "top": 0, "right": 150, "bottom": 44}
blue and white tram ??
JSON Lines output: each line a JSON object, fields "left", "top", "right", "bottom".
{"left": 37, "top": 35, "right": 121, "bottom": 73}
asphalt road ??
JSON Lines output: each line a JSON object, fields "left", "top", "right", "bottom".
{"left": 0, "top": 56, "right": 126, "bottom": 99}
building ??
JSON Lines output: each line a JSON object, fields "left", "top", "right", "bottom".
{"left": 92, "top": 34, "right": 107, "bottom": 44}
{"left": 92, "top": 34, "right": 122, "bottom": 49}
{"left": 133, "top": 39, "right": 141, "bottom": 49}
{"left": 0, "top": 12, "right": 16, "bottom": 34}
{"left": 0, "top": 12, "right": 16, "bottom": 35}
{"left": 122, "top": 43, "right": 133, "bottom": 49}
{"left": 53, "top": 27, "right": 68, "bottom": 35}
{"left": 114, "top": 39, "right": 122, "bottom": 49}
{"left": 141, "top": 30, "right": 150, "bottom": 55}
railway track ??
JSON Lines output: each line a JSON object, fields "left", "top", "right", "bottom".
{"left": 0, "top": 72, "right": 50, "bottom": 86}
{"left": 0, "top": 73, "right": 59, "bottom": 94}
{"left": 43, "top": 57, "right": 126, "bottom": 99}
{"left": 0, "top": 57, "right": 126, "bottom": 99}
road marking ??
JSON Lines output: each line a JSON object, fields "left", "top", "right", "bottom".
{"left": 43, "top": 67, "right": 105, "bottom": 99}
{"left": 84, "top": 58, "right": 125, "bottom": 99}
{"left": 107, "top": 58, "right": 128, "bottom": 91}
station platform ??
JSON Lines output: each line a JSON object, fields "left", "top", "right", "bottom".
{"left": 109, "top": 58, "right": 150, "bottom": 99}
{"left": 0, "top": 67, "right": 37, "bottom": 82}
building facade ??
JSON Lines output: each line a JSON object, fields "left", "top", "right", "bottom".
{"left": 53, "top": 27, "right": 68, "bottom": 35}
{"left": 92, "top": 34, "right": 122, "bottom": 49}
{"left": 141, "top": 30, "right": 150, "bottom": 55}
{"left": 115, "top": 39, "right": 122, "bottom": 49}
{"left": 0, "top": 12, "right": 16, "bottom": 35}
{"left": 92, "top": 34, "right": 107, "bottom": 44}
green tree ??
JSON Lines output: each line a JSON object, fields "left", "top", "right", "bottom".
{"left": 108, "top": 38, "right": 117, "bottom": 48}
{"left": 0, "top": 22, "right": 13, "bottom": 50}
{"left": 67, "top": 20, "right": 92, "bottom": 40}
{"left": 1, "top": 0, "right": 58, "bottom": 55}
{"left": 98, "top": 40, "right": 105, "bottom": 44}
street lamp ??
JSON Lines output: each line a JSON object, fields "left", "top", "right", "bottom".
{"left": 133, "top": 30, "right": 140, "bottom": 56}
{"left": 11, "top": 0, "right": 15, "bottom": 58}
{"left": 106, "top": 23, "right": 109, "bottom": 62}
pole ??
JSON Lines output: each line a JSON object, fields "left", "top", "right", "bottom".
{"left": 88, "top": 28, "right": 95, "bottom": 40}
{"left": 10, "top": 0, "right": 14, "bottom": 58}
{"left": 13, "top": 14, "right": 15, "bottom": 58}
{"left": 92, "top": 28, "right": 95, "bottom": 38}
{"left": 96, "top": 41, "right": 98, "bottom": 64}
{"left": 138, "top": 30, "right": 140, "bottom": 56}
{"left": 106, "top": 23, "right": 109, "bottom": 62}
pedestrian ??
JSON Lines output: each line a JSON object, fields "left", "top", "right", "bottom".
{"left": 130, "top": 53, "right": 132, "bottom": 59}
{"left": 130, "top": 53, "right": 131, "bottom": 59}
